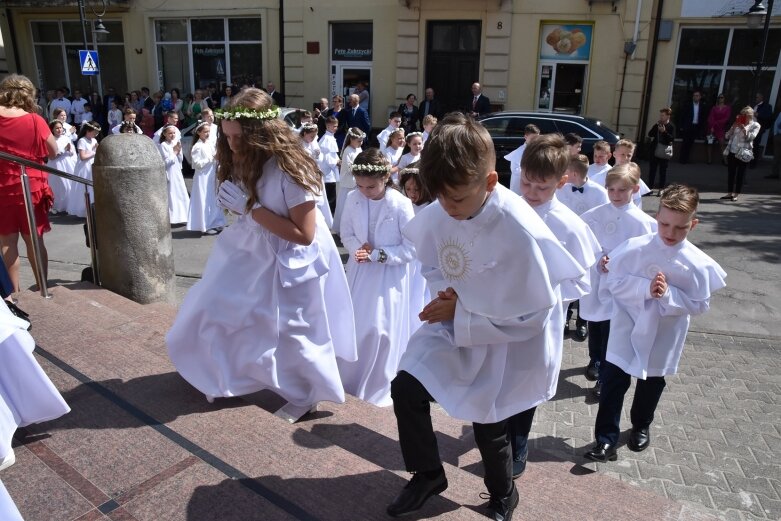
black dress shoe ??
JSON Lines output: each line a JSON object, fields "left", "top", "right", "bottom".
{"left": 592, "top": 380, "right": 602, "bottom": 398}
{"left": 563, "top": 321, "right": 571, "bottom": 338}
{"left": 584, "top": 442, "right": 617, "bottom": 462}
{"left": 485, "top": 484, "right": 519, "bottom": 521}
{"left": 584, "top": 360, "right": 599, "bottom": 381}
{"left": 387, "top": 470, "right": 448, "bottom": 517}
{"left": 628, "top": 426, "right": 650, "bottom": 452}
{"left": 574, "top": 323, "right": 588, "bottom": 342}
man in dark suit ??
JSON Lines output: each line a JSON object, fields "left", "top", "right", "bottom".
{"left": 677, "top": 90, "right": 708, "bottom": 164}
{"left": 266, "top": 82, "right": 286, "bottom": 107}
{"left": 417, "top": 87, "right": 444, "bottom": 127}
{"left": 344, "top": 93, "right": 371, "bottom": 142}
{"left": 466, "top": 82, "right": 491, "bottom": 118}
{"left": 752, "top": 92, "right": 773, "bottom": 168}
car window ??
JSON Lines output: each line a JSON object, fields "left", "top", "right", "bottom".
{"left": 480, "top": 117, "right": 511, "bottom": 138}
{"left": 553, "top": 120, "right": 601, "bottom": 139}
{"left": 525, "top": 118, "right": 558, "bottom": 135}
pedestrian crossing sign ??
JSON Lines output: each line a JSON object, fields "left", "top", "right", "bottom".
{"left": 79, "top": 50, "right": 100, "bottom": 76}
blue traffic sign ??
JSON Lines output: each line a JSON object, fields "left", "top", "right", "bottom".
{"left": 79, "top": 50, "right": 99, "bottom": 76}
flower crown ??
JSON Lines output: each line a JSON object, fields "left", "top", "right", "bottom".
{"left": 214, "top": 105, "right": 281, "bottom": 121}
{"left": 406, "top": 131, "right": 423, "bottom": 140}
{"left": 300, "top": 122, "right": 318, "bottom": 132}
{"left": 347, "top": 128, "right": 366, "bottom": 139}
{"left": 351, "top": 163, "right": 390, "bottom": 173}
{"left": 400, "top": 167, "right": 419, "bottom": 175}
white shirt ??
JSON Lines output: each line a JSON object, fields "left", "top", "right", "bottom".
{"left": 604, "top": 233, "right": 726, "bottom": 379}
{"left": 590, "top": 164, "right": 651, "bottom": 209}
{"left": 692, "top": 102, "right": 700, "bottom": 125}
{"left": 70, "top": 97, "right": 88, "bottom": 124}
{"left": 504, "top": 144, "right": 526, "bottom": 195}
{"left": 556, "top": 178, "right": 609, "bottom": 216}
{"left": 377, "top": 125, "right": 397, "bottom": 153}
{"left": 50, "top": 98, "right": 72, "bottom": 122}
{"left": 318, "top": 131, "right": 340, "bottom": 183}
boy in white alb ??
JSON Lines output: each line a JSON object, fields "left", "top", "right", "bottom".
{"left": 556, "top": 154, "right": 609, "bottom": 343}
{"left": 579, "top": 163, "right": 658, "bottom": 397}
{"left": 377, "top": 112, "right": 402, "bottom": 153}
{"left": 504, "top": 124, "right": 540, "bottom": 195}
{"left": 587, "top": 140, "right": 612, "bottom": 187}
{"left": 421, "top": 114, "right": 437, "bottom": 144}
{"left": 585, "top": 185, "right": 726, "bottom": 462}
{"left": 510, "top": 134, "right": 601, "bottom": 478}
{"left": 612, "top": 139, "right": 651, "bottom": 208}
{"left": 318, "top": 116, "right": 340, "bottom": 213}
{"left": 387, "top": 114, "right": 584, "bottom": 520}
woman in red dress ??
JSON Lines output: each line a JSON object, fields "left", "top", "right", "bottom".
{"left": 707, "top": 93, "right": 731, "bottom": 165}
{"left": 0, "top": 74, "right": 58, "bottom": 293}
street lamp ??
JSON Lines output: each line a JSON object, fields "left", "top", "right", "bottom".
{"left": 746, "top": 0, "right": 774, "bottom": 103}
{"left": 77, "top": 0, "right": 109, "bottom": 92}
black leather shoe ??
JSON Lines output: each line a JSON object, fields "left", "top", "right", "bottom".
{"left": 574, "top": 323, "right": 588, "bottom": 342}
{"left": 512, "top": 446, "right": 527, "bottom": 479}
{"left": 628, "top": 426, "right": 650, "bottom": 452}
{"left": 592, "top": 380, "right": 602, "bottom": 398}
{"left": 387, "top": 470, "right": 448, "bottom": 517}
{"left": 485, "top": 484, "right": 519, "bottom": 521}
{"left": 584, "top": 442, "right": 617, "bottom": 462}
{"left": 563, "top": 321, "right": 570, "bottom": 338}
{"left": 584, "top": 360, "right": 598, "bottom": 381}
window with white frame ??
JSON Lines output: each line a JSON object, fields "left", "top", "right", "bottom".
{"left": 671, "top": 27, "right": 780, "bottom": 118}
{"left": 31, "top": 20, "right": 126, "bottom": 96}
{"left": 154, "top": 17, "right": 262, "bottom": 93}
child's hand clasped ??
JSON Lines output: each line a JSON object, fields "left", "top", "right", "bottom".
{"left": 355, "top": 243, "right": 373, "bottom": 263}
{"left": 599, "top": 255, "right": 610, "bottom": 273}
{"left": 419, "top": 287, "right": 458, "bottom": 323}
{"left": 650, "top": 272, "right": 667, "bottom": 299}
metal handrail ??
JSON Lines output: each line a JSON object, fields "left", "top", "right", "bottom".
{"left": 0, "top": 149, "right": 100, "bottom": 297}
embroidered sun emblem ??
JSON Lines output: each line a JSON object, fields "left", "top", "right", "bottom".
{"left": 438, "top": 238, "right": 471, "bottom": 281}
{"left": 604, "top": 222, "right": 617, "bottom": 235}
{"left": 646, "top": 264, "right": 663, "bottom": 278}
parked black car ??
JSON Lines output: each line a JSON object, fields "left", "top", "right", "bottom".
{"left": 477, "top": 111, "right": 621, "bottom": 186}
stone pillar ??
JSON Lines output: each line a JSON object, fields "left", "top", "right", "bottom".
{"left": 92, "top": 134, "right": 175, "bottom": 304}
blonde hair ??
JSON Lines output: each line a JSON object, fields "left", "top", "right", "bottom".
{"left": 659, "top": 183, "right": 699, "bottom": 215}
{"left": 593, "top": 140, "right": 612, "bottom": 154}
{"left": 605, "top": 162, "right": 641, "bottom": 188}
{"left": 216, "top": 88, "right": 321, "bottom": 211}
{"left": 567, "top": 154, "right": 589, "bottom": 176}
{"left": 0, "top": 74, "right": 39, "bottom": 112}
{"left": 521, "top": 133, "right": 570, "bottom": 181}
{"left": 422, "top": 114, "right": 437, "bottom": 127}
{"left": 615, "top": 139, "right": 636, "bottom": 153}
{"left": 386, "top": 128, "right": 405, "bottom": 148}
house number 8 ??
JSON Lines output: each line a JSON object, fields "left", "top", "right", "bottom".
{"left": 497, "top": 21, "right": 503, "bottom": 30}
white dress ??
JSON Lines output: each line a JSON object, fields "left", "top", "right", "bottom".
{"left": 166, "top": 158, "right": 356, "bottom": 405}
{"left": 186, "top": 140, "right": 225, "bottom": 232}
{"left": 504, "top": 143, "right": 525, "bottom": 195}
{"left": 0, "top": 300, "right": 70, "bottom": 463}
{"left": 158, "top": 141, "right": 190, "bottom": 224}
{"left": 396, "top": 152, "right": 420, "bottom": 172}
{"left": 337, "top": 187, "right": 416, "bottom": 406}
{"left": 333, "top": 145, "right": 360, "bottom": 235}
{"left": 0, "top": 481, "right": 23, "bottom": 521}
{"left": 303, "top": 139, "right": 333, "bottom": 228}
{"left": 408, "top": 202, "right": 430, "bottom": 332}
{"left": 399, "top": 185, "right": 585, "bottom": 423}
{"left": 382, "top": 147, "right": 404, "bottom": 184}
{"left": 65, "top": 137, "right": 97, "bottom": 217}
{"left": 47, "top": 134, "right": 77, "bottom": 213}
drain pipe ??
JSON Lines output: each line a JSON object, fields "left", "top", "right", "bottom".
{"left": 278, "top": 0, "right": 285, "bottom": 91}
{"left": 616, "top": 0, "right": 643, "bottom": 135}
{"left": 638, "top": 0, "right": 664, "bottom": 146}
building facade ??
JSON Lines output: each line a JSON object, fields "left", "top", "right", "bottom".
{"left": 1, "top": 0, "right": 779, "bottom": 146}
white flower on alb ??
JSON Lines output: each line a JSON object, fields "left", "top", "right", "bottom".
{"left": 214, "top": 106, "right": 281, "bottom": 121}
{"left": 351, "top": 163, "right": 391, "bottom": 173}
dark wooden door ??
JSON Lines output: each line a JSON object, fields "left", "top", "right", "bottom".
{"left": 425, "top": 21, "right": 481, "bottom": 114}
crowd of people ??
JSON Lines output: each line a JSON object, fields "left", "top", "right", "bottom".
{"left": 2, "top": 76, "right": 731, "bottom": 520}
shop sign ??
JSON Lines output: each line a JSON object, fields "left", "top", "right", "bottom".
{"left": 539, "top": 24, "right": 592, "bottom": 61}
{"left": 331, "top": 23, "right": 372, "bottom": 61}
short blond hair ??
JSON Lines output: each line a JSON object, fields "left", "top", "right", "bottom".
{"left": 659, "top": 183, "right": 699, "bottom": 215}
{"left": 593, "top": 140, "right": 611, "bottom": 154}
{"left": 521, "top": 133, "right": 570, "bottom": 181}
{"left": 567, "top": 154, "right": 589, "bottom": 176}
{"left": 615, "top": 139, "right": 636, "bottom": 153}
{"left": 605, "top": 162, "right": 641, "bottom": 187}
{"left": 0, "top": 74, "right": 38, "bottom": 113}
{"left": 422, "top": 114, "right": 437, "bottom": 127}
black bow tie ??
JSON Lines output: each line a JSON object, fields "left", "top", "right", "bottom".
{"left": 572, "top": 186, "right": 584, "bottom": 193}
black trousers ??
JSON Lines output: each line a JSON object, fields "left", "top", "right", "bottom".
{"left": 647, "top": 156, "right": 669, "bottom": 190}
{"left": 508, "top": 406, "right": 536, "bottom": 459}
{"left": 726, "top": 153, "right": 748, "bottom": 194}
{"left": 391, "top": 371, "right": 513, "bottom": 498}
{"left": 325, "top": 182, "right": 337, "bottom": 214}
{"left": 566, "top": 301, "right": 586, "bottom": 326}
{"left": 587, "top": 319, "right": 610, "bottom": 365}
{"left": 594, "top": 361, "right": 666, "bottom": 446}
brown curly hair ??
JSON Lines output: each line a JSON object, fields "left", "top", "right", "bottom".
{"left": 0, "top": 74, "right": 39, "bottom": 113}
{"left": 216, "top": 88, "right": 321, "bottom": 211}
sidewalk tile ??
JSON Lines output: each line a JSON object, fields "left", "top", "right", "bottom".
{"left": 636, "top": 461, "right": 683, "bottom": 483}
{"left": 724, "top": 473, "right": 779, "bottom": 500}
{"left": 695, "top": 455, "right": 746, "bottom": 477}
{"left": 710, "top": 489, "right": 765, "bottom": 518}
{"left": 663, "top": 482, "right": 715, "bottom": 510}
{"left": 679, "top": 466, "right": 729, "bottom": 491}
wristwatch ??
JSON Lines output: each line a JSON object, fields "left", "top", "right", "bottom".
{"left": 377, "top": 249, "right": 388, "bottom": 264}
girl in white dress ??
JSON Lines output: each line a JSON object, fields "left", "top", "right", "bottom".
{"left": 332, "top": 127, "right": 364, "bottom": 235}
{"left": 187, "top": 122, "right": 225, "bottom": 233}
{"left": 158, "top": 124, "right": 190, "bottom": 225}
{"left": 65, "top": 120, "right": 100, "bottom": 217}
{"left": 166, "top": 88, "right": 356, "bottom": 422}
{"left": 46, "top": 120, "right": 77, "bottom": 214}
{"left": 394, "top": 132, "right": 423, "bottom": 175}
{"left": 382, "top": 129, "right": 405, "bottom": 185}
{"left": 52, "top": 108, "right": 77, "bottom": 143}
{"left": 399, "top": 164, "right": 433, "bottom": 333}
{"left": 300, "top": 123, "right": 333, "bottom": 228}
{"left": 337, "top": 148, "right": 416, "bottom": 407}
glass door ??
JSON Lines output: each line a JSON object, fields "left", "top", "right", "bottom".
{"left": 332, "top": 64, "right": 371, "bottom": 110}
